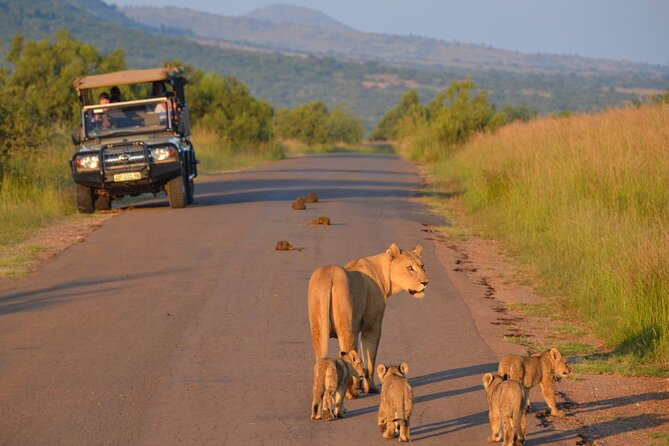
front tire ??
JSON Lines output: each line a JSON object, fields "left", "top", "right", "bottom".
{"left": 76, "top": 184, "right": 95, "bottom": 214}
{"left": 186, "top": 176, "right": 194, "bottom": 205}
{"left": 166, "top": 174, "right": 186, "bottom": 209}
{"left": 95, "top": 194, "right": 112, "bottom": 211}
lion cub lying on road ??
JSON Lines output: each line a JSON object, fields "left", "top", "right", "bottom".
{"left": 377, "top": 363, "right": 413, "bottom": 442}
{"left": 498, "top": 348, "right": 571, "bottom": 417}
{"left": 311, "top": 350, "right": 364, "bottom": 421}
{"left": 482, "top": 373, "right": 528, "bottom": 446}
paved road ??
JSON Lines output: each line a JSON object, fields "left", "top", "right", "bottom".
{"left": 0, "top": 153, "right": 571, "bottom": 445}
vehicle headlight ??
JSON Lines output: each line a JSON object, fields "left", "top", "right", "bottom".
{"left": 150, "top": 146, "right": 177, "bottom": 163}
{"left": 75, "top": 154, "right": 100, "bottom": 171}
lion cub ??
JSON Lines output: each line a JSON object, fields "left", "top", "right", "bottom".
{"left": 498, "top": 348, "right": 571, "bottom": 417}
{"left": 311, "top": 350, "right": 364, "bottom": 421}
{"left": 482, "top": 373, "right": 528, "bottom": 446}
{"left": 377, "top": 363, "right": 413, "bottom": 442}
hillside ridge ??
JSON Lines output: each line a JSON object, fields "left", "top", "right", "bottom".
{"left": 121, "top": 5, "right": 668, "bottom": 76}
{"left": 244, "top": 3, "right": 353, "bottom": 31}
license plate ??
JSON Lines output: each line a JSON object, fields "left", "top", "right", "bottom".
{"left": 113, "top": 172, "right": 142, "bottom": 182}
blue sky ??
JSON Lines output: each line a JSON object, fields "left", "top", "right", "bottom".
{"left": 106, "top": 0, "right": 669, "bottom": 65}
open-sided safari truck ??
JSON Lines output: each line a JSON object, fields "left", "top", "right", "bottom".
{"left": 70, "top": 66, "right": 198, "bottom": 212}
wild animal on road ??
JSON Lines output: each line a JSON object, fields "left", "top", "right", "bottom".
{"left": 311, "top": 350, "right": 364, "bottom": 421}
{"left": 497, "top": 348, "right": 571, "bottom": 417}
{"left": 377, "top": 362, "right": 413, "bottom": 442}
{"left": 307, "top": 243, "right": 428, "bottom": 393}
{"left": 482, "top": 372, "right": 528, "bottom": 446}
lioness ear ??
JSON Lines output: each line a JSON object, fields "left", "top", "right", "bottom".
{"left": 348, "top": 350, "right": 361, "bottom": 363}
{"left": 482, "top": 373, "right": 494, "bottom": 389}
{"left": 377, "top": 364, "right": 387, "bottom": 380}
{"left": 550, "top": 348, "right": 561, "bottom": 362}
{"left": 413, "top": 245, "right": 423, "bottom": 256}
{"left": 400, "top": 362, "right": 409, "bottom": 376}
{"left": 386, "top": 243, "right": 401, "bottom": 261}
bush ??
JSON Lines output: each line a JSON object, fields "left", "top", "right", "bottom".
{"left": 273, "top": 101, "right": 364, "bottom": 145}
{"left": 383, "top": 80, "right": 504, "bottom": 161}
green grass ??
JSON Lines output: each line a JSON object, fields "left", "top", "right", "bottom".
{"left": 0, "top": 134, "right": 77, "bottom": 248}
{"left": 428, "top": 104, "right": 669, "bottom": 369}
{"left": 574, "top": 354, "right": 669, "bottom": 377}
{"left": 191, "top": 129, "right": 283, "bottom": 174}
{"left": 646, "top": 432, "right": 669, "bottom": 446}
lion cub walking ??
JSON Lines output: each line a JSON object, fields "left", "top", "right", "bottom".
{"left": 482, "top": 373, "right": 528, "bottom": 446}
{"left": 311, "top": 350, "right": 364, "bottom": 421}
{"left": 497, "top": 348, "right": 571, "bottom": 417}
{"left": 377, "top": 363, "right": 413, "bottom": 442}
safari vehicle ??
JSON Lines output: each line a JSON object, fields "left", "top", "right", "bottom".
{"left": 70, "top": 66, "right": 197, "bottom": 212}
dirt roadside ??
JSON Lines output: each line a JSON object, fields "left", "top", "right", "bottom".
{"left": 0, "top": 213, "right": 116, "bottom": 279}
{"left": 418, "top": 187, "right": 669, "bottom": 445}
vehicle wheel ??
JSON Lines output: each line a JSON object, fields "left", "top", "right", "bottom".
{"left": 76, "top": 184, "right": 95, "bottom": 214}
{"left": 186, "top": 177, "right": 194, "bottom": 205}
{"left": 166, "top": 174, "right": 186, "bottom": 209}
{"left": 95, "top": 194, "right": 112, "bottom": 211}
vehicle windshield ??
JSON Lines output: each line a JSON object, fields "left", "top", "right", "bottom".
{"left": 82, "top": 98, "right": 171, "bottom": 139}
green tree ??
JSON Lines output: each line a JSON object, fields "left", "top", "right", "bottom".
{"left": 3, "top": 30, "right": 125, "bottom": 125}
{"left": 370, "top": 89, "right": 422, "bottom": 140}
{"left": 501, "top": 104, "right": 538, "bottom": 124}
{"left": 187, "top": 71, "right": 274, "bottom": 146}
{"left": 273, "top": 101, "right": 330, "bottom": 145}
{"left": 326, "top": 105, "right": 364, "bottom": 144}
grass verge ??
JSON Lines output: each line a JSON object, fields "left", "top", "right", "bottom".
{"left": 422, "top": 103, "right": 669, "bottom": 373}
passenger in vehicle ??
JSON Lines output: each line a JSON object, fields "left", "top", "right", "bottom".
{"left": 110, "top": 86, "right": 122, "bottom": 103}
{"left": 91, "top": 92, "right": 112, "bottom": 129}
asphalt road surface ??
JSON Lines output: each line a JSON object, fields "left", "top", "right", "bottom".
{"left": 0, "top": 153, "right": 572, "bottom": 445}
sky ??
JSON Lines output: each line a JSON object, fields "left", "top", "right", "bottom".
{"left": 106, "top": 0, "right": 669, "bottom": 66}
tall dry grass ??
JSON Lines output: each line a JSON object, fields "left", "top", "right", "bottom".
{"left": 434, "top": 104, "right": 669, "bottom": 361}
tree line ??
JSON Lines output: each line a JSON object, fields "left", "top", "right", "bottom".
{"left": 370, "top": 79, "right": 539, "bottom": 161}
{"left": 0, "top": 31, "right": 365, "bottom": 176}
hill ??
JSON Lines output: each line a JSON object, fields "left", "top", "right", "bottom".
{"left": 1, "top": 0, "right": 667, "bottom": 130}
{"left": 122, "top": 4, "right": 668, "bottom": 76}
{"left": 245, "top": 4, "right": 352, "bottom": 31}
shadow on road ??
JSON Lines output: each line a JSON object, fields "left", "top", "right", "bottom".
{"left": 0, "top": 269, "right": 179, "bottom": 315}
{"left": 411, "top": 410, "right": 488, "bottom": 442}
{"left": 410, "top": 362, "right": 498, "bottom": 388}
{"left": 129, "top": 177, "right": 420, "bottom": 211}
{"left": 527, "top": 413, "right": 669, "bottom": 445}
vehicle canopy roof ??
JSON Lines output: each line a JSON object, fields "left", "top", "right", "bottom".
{"left": 72, "top": 66, "right": 183, "bottom": 92}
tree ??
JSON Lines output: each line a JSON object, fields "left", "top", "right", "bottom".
{"left": 273, "top": 101, "right": 330, "bottom": 145}
{"left": 370, "top": 89, "right": 422, "bottom": 140}
{"left": 3, "top": 30, "right": 125, "bottom": 125}
{"left": 187, "top": 71, "right": 274, "bottom": 146}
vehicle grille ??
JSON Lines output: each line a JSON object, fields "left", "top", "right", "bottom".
{"left": 102, "top": 145, "right": 148, "bottom": 173}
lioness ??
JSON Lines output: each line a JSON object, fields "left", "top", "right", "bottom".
{"left": 307, "top": 243, "right": 428, "bottom": 393}
{"left": 311, "top": 350, "right": 364, "bottom": 421}
{"left": 498, "top": 348, "right": 571, "bottom": 417}
{"left": 482, "top": 373, "right": 528, "bottom": 446}
{"left": 377, "top": 362, "right": 413, "bottom": 442}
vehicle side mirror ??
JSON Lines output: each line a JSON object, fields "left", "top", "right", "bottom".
{"left": 71, "top": 131, "right": 81, "bottom": 145}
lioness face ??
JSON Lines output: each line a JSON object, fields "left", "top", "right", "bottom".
{"left": 388, "top": 244, "right": 429, "bottom": 298}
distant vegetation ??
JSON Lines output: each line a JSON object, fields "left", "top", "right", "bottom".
{"left": 2, "top": 0, "right": 668, "bottom": 131}
{"left": 273, "top": 102, "right": 363, "bottom": 146}
{"left": 373, "top": 80, "right": 517, "bottom": 161}
{"left": 429, "top": 103, "right": 669, "bottom": 365}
